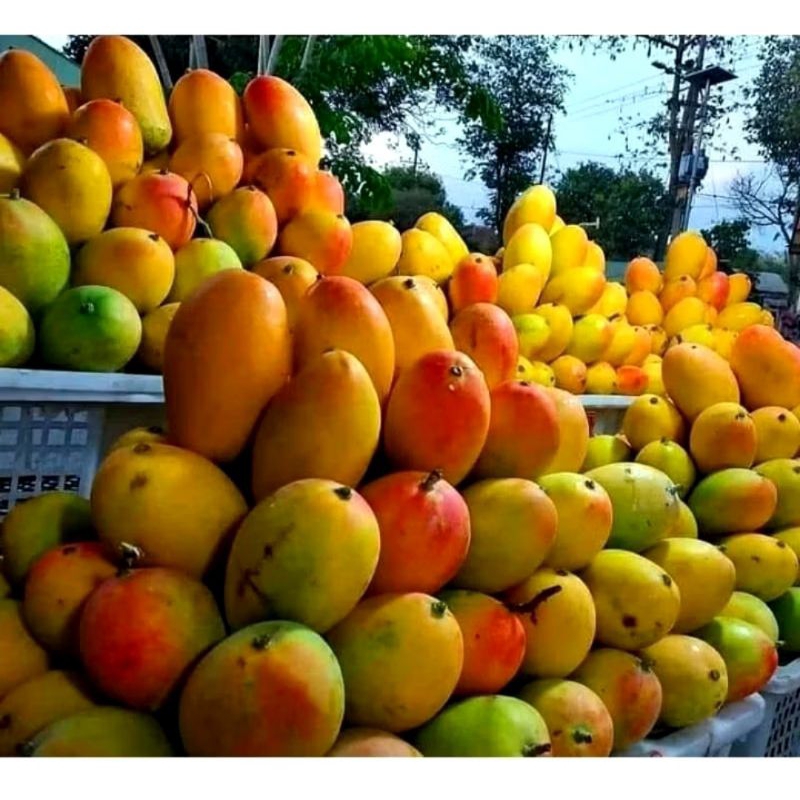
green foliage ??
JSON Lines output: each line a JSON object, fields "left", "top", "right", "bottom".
{"left": 554, "top": 161, "right": 667, "bottom": 260}
{"left": 701, "top": 219, "right": 752, "bottom": 265}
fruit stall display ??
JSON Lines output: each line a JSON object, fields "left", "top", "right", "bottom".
{"left": 1, "top": 35, "right": 800, "bottom": 758}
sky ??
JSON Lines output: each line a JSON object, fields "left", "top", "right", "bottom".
{"left": 42, "top": 35, "right": 781, "bottom": 252}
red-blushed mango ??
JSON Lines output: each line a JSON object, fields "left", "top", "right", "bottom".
{"left": 732, "top": 325, "right": 800, "bottom": 411}
{"left": 728, "top": 272, "right": 752, "bottom": 305}
{"left": 169, "top": 133, "right": 243, "bottom": 210}
{"left": 0, "top": 133, "right": 25, "bottom": 193}
{"left": 384, "top": 350, "right": 490, "bottom": 485}
{"left": 277, "top": 210, "right": 352, "bottom": 276}
{"left": 621, "top": 394, "right": 685, "bottom": 451}
{"left": 79, "top": 566, "right": 225, "bottom": 711}
{"left": 540, "top": 472, "right": 613, "bottom": 571}
{"left": 0, "top": 670, "right": 96, "bottom": 757}
{"left": 22, "top": 542, "right": 116, "bottom": 656}
{"left": 81, "top": 36, "right": 172, "bottom": 154}
{"left": 67, "top": 99, "right": 143, "bottom": 189}
{"left": 542, "top": 388, "right": 590, "bottom": 474}
{"left": 518, "top": 679, "right": 614, "bottom": 757}
{"left": 551, "top": 355, "right": 588, "bottom": 395}
{"left": 250, "top": 351, "right": 380, "bottom": 501}
{"left": 168, "top": 68, "right": 243, "bottom": 144}
{"left": 450, "top": 303, "right": 518, "bottom": 390}
{"left": 752, "top": 407, "right": 800, "bottom": 463}
{"left": 0, "top": 600, "right": 49, "bottom": 700}
{"left": 688, "top": 468, "right": 778, "bottom": 538}
{"left": 243, "top": 75, "right": 322, "bottom": 164}
{"left": 641, "top": 635, "right": 727, "bottom": 728}
{"left": 397, "top": 228, "right": 454, "bottom": 285}
{"left": 643, "top": 538, "right": 736, "bottom": 633}
{"left": 303, "top": 170, "right": 345, "bottom": 216}
{"left": 73, "top": 228, "right": 175, "bottom": 314}
{"left": 0, "top": 49, "right": 69, "bottom": 154}
{"left": 179, "top": 621, "right": 344, "bottom": 756}
{"left": 659, "top": 275, "right": 697, "bottom": 313}
{"left": 449, "top": 253, "right": 498, "bottom": 312}
{"left": 697, "top": 271, "right": 731, "bottom": 311}
{"left": 371, "top": 276, "right": 454, "bottom": 375}
{"left": 695, "top": 617, "right": 778, "bottom": 703}
{"left": 663, "top": 230, "right": 708, "bottom": 282}
{"left": 90, "top": 442, "right": 247, "bottom": 578}
{"left": 361, "top": 471, "right": 469, "bottom": 596}
{"left": 616, "top": 365, "right": 648, "bottom": 397}
{"left": 168, "top": 238, "right": 242, "bottom": 303}
{"left": 327, "top": 728, "right": 421, "bottom": 757}
{"left": 662, "top": 343, "right": 740, "bottom": 421}
{"left": 112, "top": 171, "right": 197, "bottom": 251}
{"left": 224, "top": 480, "right": 380, "bottom": 633}
{"left": 341, "top": 220, "right": 401, "bottom": 285}
{"left": 252, "top": 255, "right": 318, "bottom": 331}
{"left": 701, "top": 247, "right": 718, "bottom": 279}
{"left": 164, "top": 270, "right": 291, "bottom": 462}
{"left": 572, "top": 648, "right": 662, "bottom": 751}
{"left": 206, "top": 185, "right": 278, "bottom": 267}
{"left": 689, "top": 402, "right": 757, "bottom": 473}
{"left": 503, "top": 185, "right": 557, "bottom": 244}
{"left": 504, "top": 568, "right": 595, "bottom": 677}
{"left": 293, "top": 275, "right": 395, "bottom": 403}
{"left": 722, "top": 592, "right": 780, "bottom": 643}
{"left": 474, "top": 380, "right": 560, "bottom": 480}
{"left": 248, "top": 147, "right": 315, "bottom": 223}
{"left": 327, "top": 593, "right": 463, "bottom": 732}
{"left": 453, "top": 479, "right": 557, "bottom": 594}
{"left": 718, "top": 533, "right": 799, "bottom": 601}
{"left": 625, "top": 257, "right": 662, "bottom": 294}
{"left": 439, "top": 590, "right": 525, "bottom": 696}
{"left": 21, "top": 138, "right": 112, "bottom": 246}
{"left": 416, "top": 212, "right": 469, "bottom": 266}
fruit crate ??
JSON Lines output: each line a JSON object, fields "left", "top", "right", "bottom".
{"left": 730, "top": 658, "right": 800, "bottom": 757}
{"left": 580, "top": 395, "right": 632, "bottom": 435}
{"left": 0, "top": 368, "right": 165, "bottom": 518}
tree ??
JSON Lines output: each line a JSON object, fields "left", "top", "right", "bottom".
{"left": 700, "top": 219, "right": 756, "bottom": 272}
{"left": 554, "top": 161, "right": 667, "bottom": 260}
{"left": 458, "top": 36, "right": 570, "bottom": 233}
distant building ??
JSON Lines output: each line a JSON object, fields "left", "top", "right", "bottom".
{"left": 751, "top": 271, "right": 789, "bottom": 311}
{"left": 0, "top": 35, "right": 79, "bottom": 85}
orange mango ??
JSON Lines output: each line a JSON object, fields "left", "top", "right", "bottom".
{"left": 207, "top": 185, "right": 278, "bottom": 267}
{"left": 277, "top": 210, "right": 352, "bottom": 276}
{"left": 168, "top": 68, "right": 244, "bottom": 143}
{"left": 249, "top": 147, "right": 316, "bottom": 223}
{"left": 169, "top": 133, "right": 243, "bottom": 210}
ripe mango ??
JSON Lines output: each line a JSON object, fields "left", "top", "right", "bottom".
{"left": 689, "top": 402, "right": 757, "bottom": 473}
{"left": 513, "top": 313, "right": 551, "bottom": 361}
{"left": 416, "top": 212, "right": 468, "bottom": 266}
{"left": 541, "top": 266, "right": 606, "bottom": 316}
{"left": 449, "top": 253, "right": 498, "bottom": 312}
{"left": 550, "top": 224, "right": 589, "bottom": 277}
{"left": 168, "top": 238, "right": 242, "bottom": 303}
{"left": 722, "top": 592, "right": 780, "bottom": 643}
{"left": 659, "top": 275, "right": 697, "bottom": 312}
{"left": 752, "top": 407, "right": 800, "bottom": 463}
{"left": 663, "top": 230, "right": 708, "bottom": 281}
{"left": 169, "top": 132, "right": 243, "bottom": 210}
{"left": 496, "top": 262, "right": 547, "bottom": 315}
{"left": 697, "top": 271, "right": 730, "bottom": 311}
{"left": 625, "top": 257, "right": 662, "bottom": 294}
{"left": 106, "top": 425, "right": 167, "bottom": 453}
{"left": 251, "top": 351, "right": 380, "bottom": 500}
{"left": 770, "top": 588, "right": 800, "bottom": 652}
{"left": 635, "top": 439, "right": 696, "bottom": 498}
{"left": 0, "top": 133, "right": 25, "bottom": 193}
{"left": 602, "top": 318, "right": 637, "bottom": 367}
{"left": 138, "top": 303, "right": 180, "bottom": 373}
{"left": 589, "top": 281, "right": 628, "bottom": 318}
{"left": 327, "top": 729, "right": 421, "bottom": 757}
{"left": 503, "top": 222, "right": 552, "bottom": 277}
{"left": 0, "top": 286, "right": 34, "bottom": 367}
{"left": 396, "top": 228, "right": 453, "bottom": 284}
{"left": 532, "top": 303, "right": 573, "bottom": 362}
{"left": 581, "top": 434, "right": 631, "bottom": 472}
{"left": 278, "top": 210, "right": 352, "bottom": 276}
{"left": 621, "top": 394, "right": 684, "bottom": 451}
{"left": 341, "top": 220, "right": 402, "bottom": 285}
{"left": 328, "top": 593, "right": 463, "bottom": 732}
{"left": 719, "top": 533, "right": 798, "bottom": 602}
{"left": 616, "top": 365, "right": 648, "bottom": 396}
{"left": 169, "top": 68, "right": 243, "bottom": 144}
{"left": 251, "top": 256, "right": 316, "bottom": 334}
{"left": 503, "top": 185, "right": 557, "bottom": 243}
{"left": 0, "top": 600, "right": 49, "bottom": 700}
{"left": 90, "top": 442, "right": 247, "bottom": 578}
{"left": 732, "top": 325, "right": 800, "bottom": 411}
{"left": 566, "top": 314, "right": 612, "bottom": 364}
{"left": 551, "top": 355, "right": 588, "bottom": 394}
{"left": 663, "top": 296, "right": 709, "bottom": 339}
{"left": 774, "top": 527, "right": 800, "bottom": 582}
{"left": 303, "top": 170, "right": 345, "bottom": 215}
{"left": 727, "top": 272, "right": 752, "bottom": 304}
{"left": 755, "top": 458, "right": 800, "bottom": 529}
{"left": 207, "top": 185, "right": 278, "bottom": 267}
{"left": 81, "top": 36, "right": 172, "bottom": 154}
{"left": 543, "top": 388, "right": 591, "bottom": 474}
{"left": 249, "top": 146, "right": 315, "bottom": 223}
{"left": 717, "top": 301, "right": 765, "bottom": 332}
{"left": 583, "top": 241, "right": 606, "bottom": 273}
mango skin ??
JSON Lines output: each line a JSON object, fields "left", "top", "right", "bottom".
{"left": 169, "top": 68, "right": 244, "bottom": 144}
{"left": 24, "top": 707, "right": 173, "bottom": 757}
{"left": 90, "top": 442, "right": 248, "bottom": 579}
{"left": 327, "top": 728, "right": 421, "bottom": 757}
{"left": 341, "top": 220, "right": 402, "bottom": 285}
{"left": 207, "top": 186, "right": 279, "bottom": 267}
{"left": 722, "top": 592, "right": 780, "bottom": 644}
{"left": 0, "top": 600, "right": 50, "bottom": 701}
{"left": 81, "top": 35, "right": 172, "bottom": 154}
{"left": 770, "top": 588, "right": 800, "bottom": 652}
{"left": 224, "top": 479, "right": 380, "bottom": 633}
{"left": 755, "top": 458, "right": 800, "bottom": 530}
{"left": 718, "top": 533, "right": 798, "bottom": 602}
{"left": 327, "top": 593, "right": 463, "bottom": 733}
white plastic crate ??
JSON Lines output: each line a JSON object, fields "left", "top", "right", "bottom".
{"left": 580, "top": 395, "right": 632, "bottom": 435}
{"left": 0, "top": 369, "right": 165, "bottom": 517}
{"left": 730, "top": 658, "right": 800, "bottom": 757}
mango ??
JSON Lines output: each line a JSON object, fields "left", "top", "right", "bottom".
{"left": 249, "top": 146, "right": 315, "bottom": 223}
{"left": 582, "top": 550, "right": 680, "bottom": 649}
{"left": 449, "top": 252, "right": 498, "bottom": 312}
{"left": 362, "top": 472, "right": 470, "bottom": 596}
{"left": 774, "top": 528, "right": 800, "bottom": 583}
{"left": 384, "top": 350, "right": 490, "bottom": 485}
{"left": 543, "top": 388, "right": 591, "bottom": 474}
{"left": 602, "top": 318, "right": 637, "bottom": 367}
{"left": 688, "top": 469, "right": 778, "bottom": 538}
{"left": 0, "top": 286, "right": 34, "bottom": 367}
{"left": 0, "top": 49, "right": 69, "bottom": 154}
{"left": 412, "top": 274, "right": 449, "bottom": 320}
{"left": 396, "top": 228, "right": 453, "bottom": 284}
{"left": 540, "top": 472, "right": 613, "bottom": 571}
{"left": 585, "top": 361, "right": 618, "bottom": 395}
{"left": 450, "top": 303, "right": 518, "bottom": 390}
{"left": 294, "top": 275, "right": 395, "bottom": 403}
{"left": 659, "top": 275, "right": 697, "bottom": 312}
{"left": 106, "top": 425, "right": 167, "bottom": 453}
{"left": 701, "top": 247, "right": 718, "bottom": 279}
{"left": 755, "top": 458, "right": 800, "bottom": 529}
{"left": 22, "top": 542, "right": 116, "bottom": 656}
{"left": 533, "top": 303, "right": 573, "bottom": 362}
{"left": 328, "top": 593, "right": 463, "bottom": 732}
{"left": 635, "top": 439, "right": 696, "bottom": 499}
{"left": 542, "top": 267, "right": 606, "bottom": 316}
{"left": 581, "top": 434, "right": 631, "bottom": 472}
{"left": 770, "top": 588, "right": 800, "bottom": 652}
{"left": 505, "top": 568, "right": 595, "bottom": 677}
{"left": 642, "top": 355, "right": 665, "bottom": 396}
{"left": 23, "top": 707, "right": 173, "bottom": 756}
{"left": 621, "top": 394, "right": 684, "bottom": 452}
{"left": 722, "top": 592, "right": 780, "bottom": 644}
{"left": 717, "top": 301, "right": 765, "bottom": 332}
{"left": 662, "top": 343, "right": 740, "bottom": 421}
{"left": 752, "top": 407, "right": 800, "bottom": 463}
{"left": 1, "top": 492, "right": 93, "bottom": 587}
{"left": 453, "top": 478, "right": 557, "bottom": 594}
{"left": 168, "top": 238, "right": 242, "bottom": 303}
{"left": 503, "top": 222, "right": 552, "bottom": 278}
{"left": 169, "top": 68, "right": 243, "bottom": 144}
{"left": 62, "top": 86, "right": 81, "bottom": 113}
{"left": 169, "top": 132, "right": 243, "bottom": 210}
{"left": 74, "top": 228, "right": 175, "bottom": 313}
{"left": 327, "top": 729, "right": 422, "bottom": 757}
{"left": 253, "top": 255, "right": 318, "bottom": 331}
{"left": 641, "top": 635, "right": 727, "bottom": 728}
{"left": 303, "top": 170, "right": 345, "bottom": 215}
{"left": 496, "top": 262, "right": 546, "bottom": 315}
{"left": 697, "top": 271, "right": 730, "bottom": 311}
{"left": 503, "top": 185, "right": 557, "bottom": 243}
{"left": 583, "top": 241, "right": 606, "bottom": 273}
{"left": 664, "top": 230, "right": 708, "bottom": 281}
{"left": 625, "top": 257, "right": 662, "bottom": 294}
{"left": 589, "top": 281, "right": 628, "bottom": 319}
{"left": 81, "top": 36, "right": 172, "bottom": 154}
{"left": 416, "top": 212, "right": 468, "bottom": 266}
{"left": 566, "top": 314, "right": 612, "bottom": 364}
{"left": 718, "top": 533, "right": 798, "bottom": 602}
{"left": 0, "top": 600, "right": 49, "bottom": 700}
{"left": 727, "top": 272, "right": 752, "bottom": 305}
{"left": 340, "top": 220, "right": 402, "bottom": 285}
{"left": 527, "top": 362, "right": 556, "bottom": 387}
{"left": 644, "top": 538, "right": 736, "bottom": 633}
{"left": 689, "top": 402, "right": 757, "bottom": 473}
{"left": 663, "top": 296, "right": 709, "bottom": 339}
{"left": 207, "top": 185, "right": 278, "bottom": 267}
{"left": 138, "top": 303, "right": 179, "bottom": 373}
{"left": 512, "top": 313, "right": 551, "bottom": 362}
{"left": 91, "top": 442, "right": 247, "bottom": 578}
{"left": 616, "top": 365, "right": 648, "bottom": 396}
{"left": 673, "top": 322, "right": 715, "bottom": 349}
{"left": 550, "top": 224, "right": 589, "bottom": 277}
{"left": 572, "top": 648, "right": 662, "bottom": 751}
{"left": 518, "top": 679, "right": 614, "bottom": 757}
{"left": 0, "top": 133, "right": 25, "bottom": 193}
{"left": 164, "top": 270, "right": 291, "bottom": 462}
{"left": 415, "top": 695, "right": 551, "bottom": 757}
{"left": 731, "top": 325, "right": 800, "bottom": 410}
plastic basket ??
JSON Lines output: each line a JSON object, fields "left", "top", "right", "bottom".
{"left": 730, "top": 658, "right": 800, "bottom": 757}
{"left": 0, "top": 369, "right": 165, "bottom": 517}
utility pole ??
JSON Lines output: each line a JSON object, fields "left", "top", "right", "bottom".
{"left": 539, "top": 114, "right": 553, "bottom": 184}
